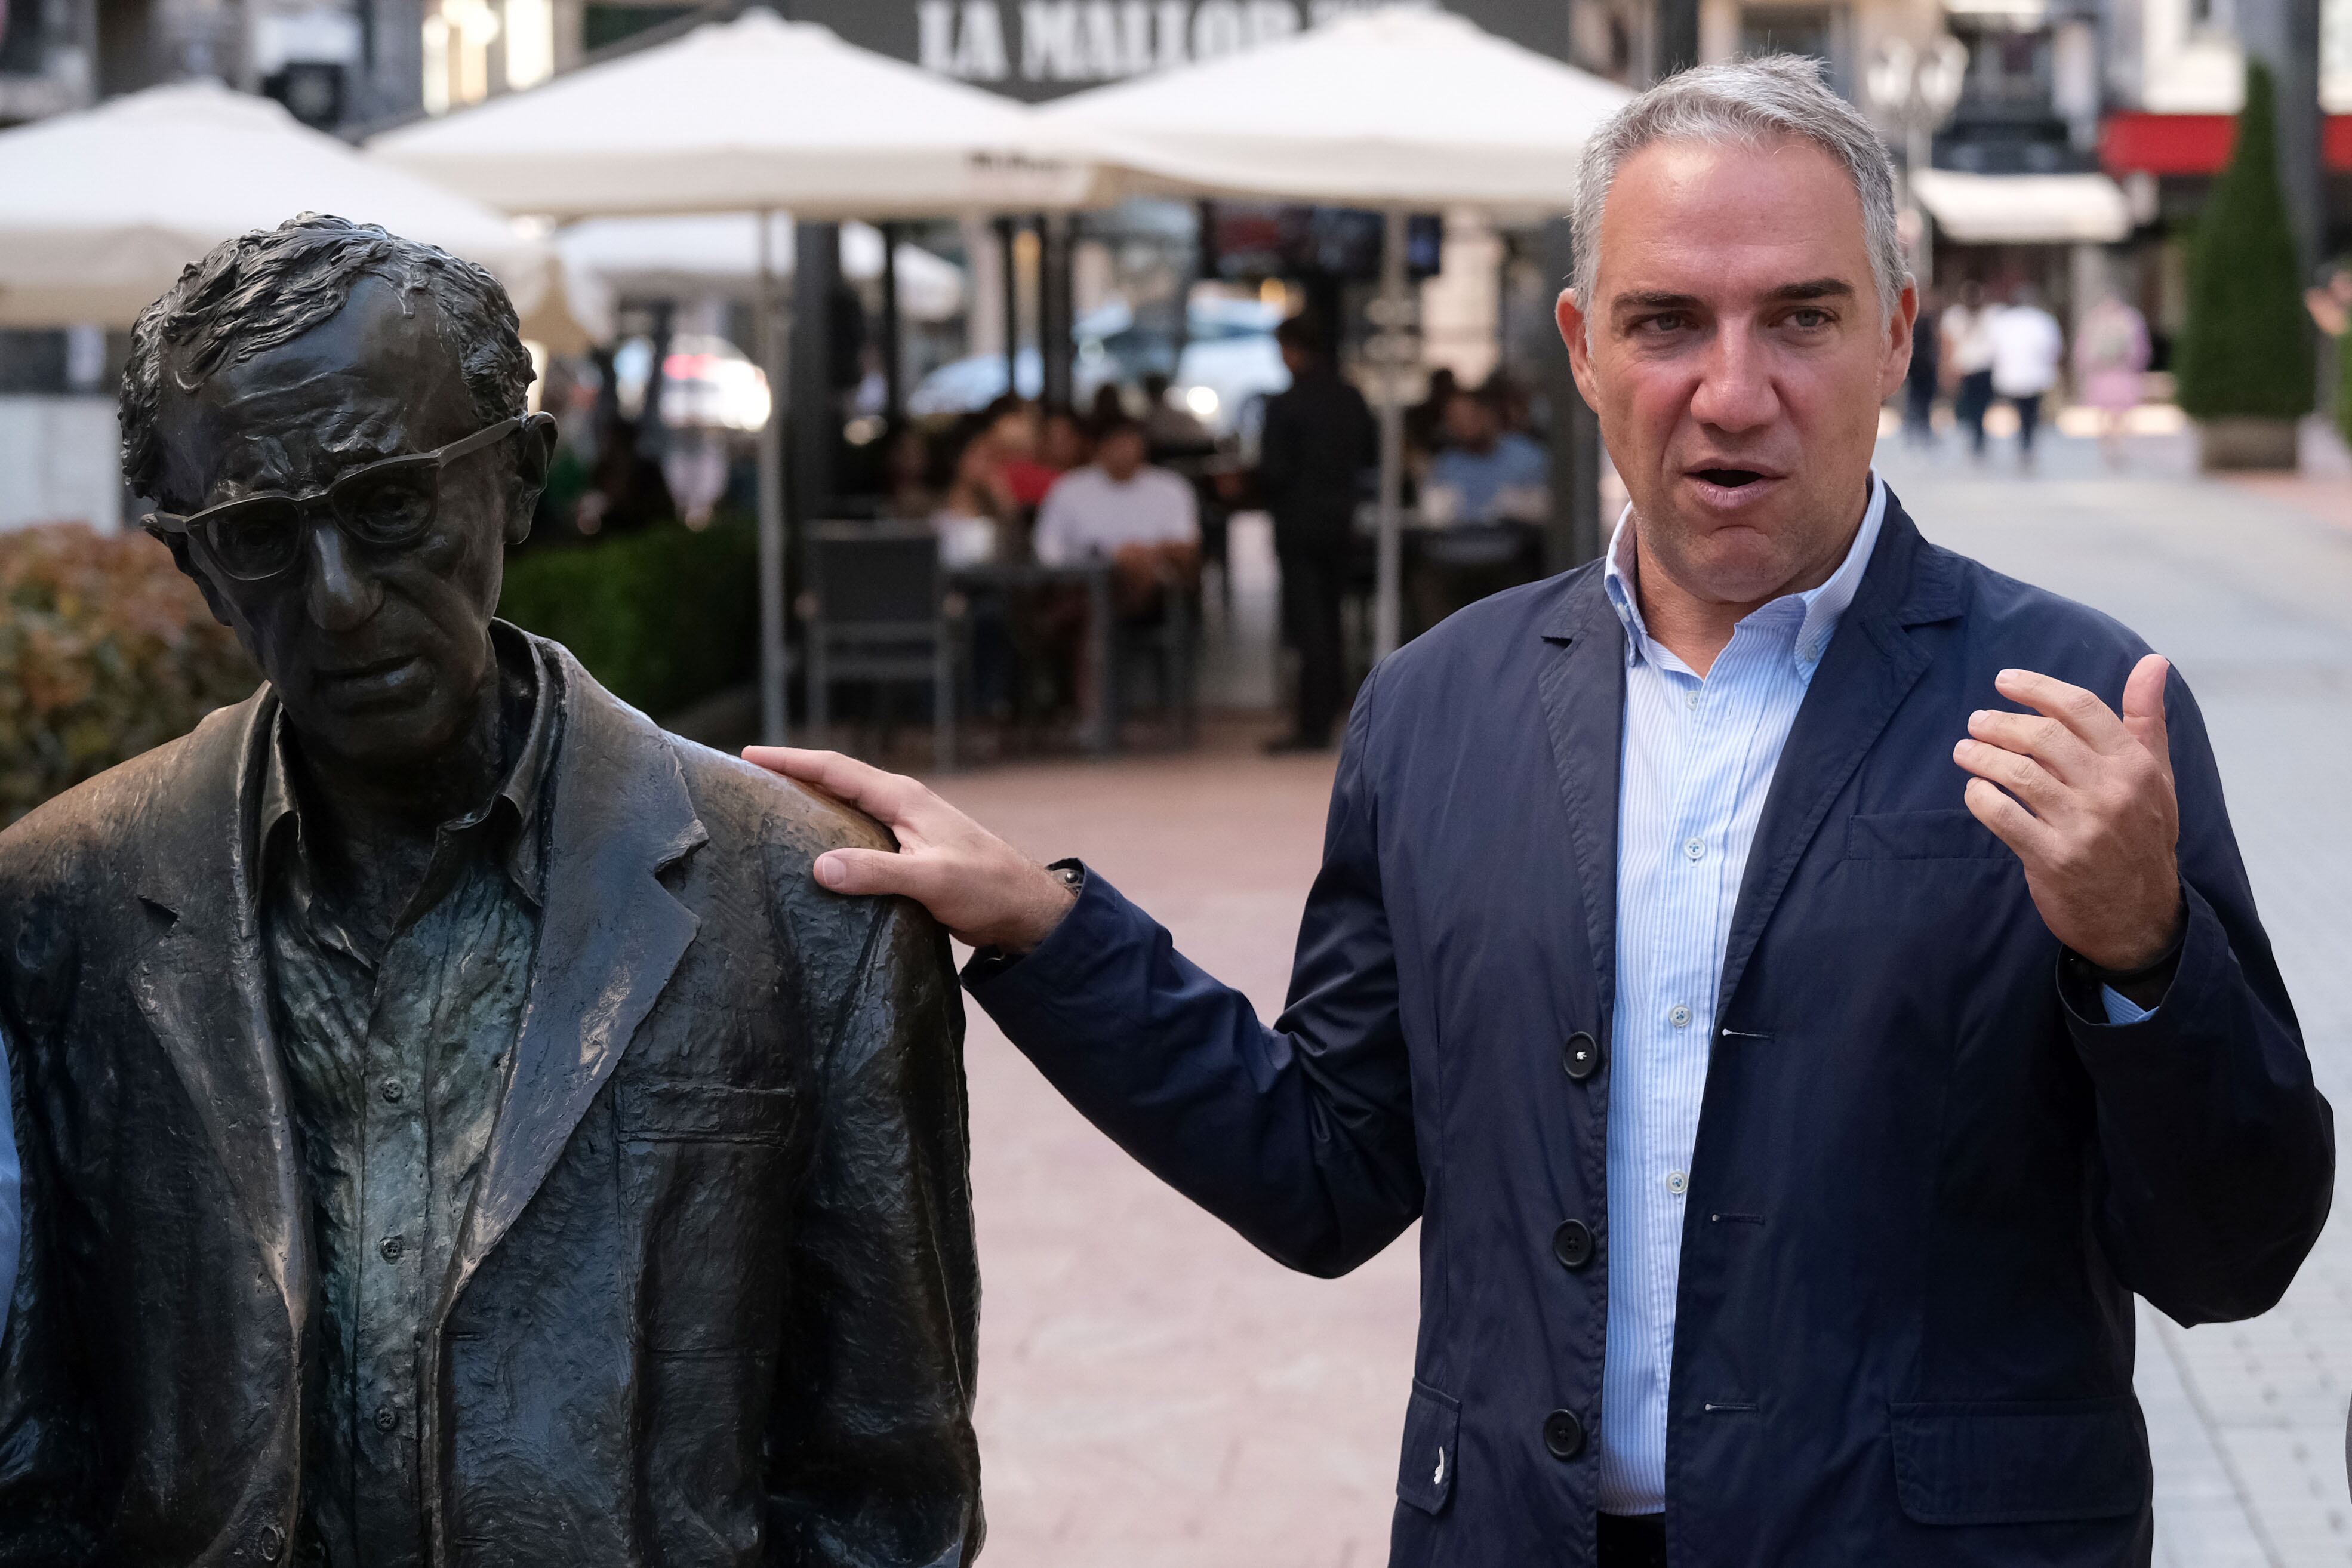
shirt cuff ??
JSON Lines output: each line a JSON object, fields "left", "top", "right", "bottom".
{"left": 2099, "top": 985, "right": 2158, "bottom": 1026}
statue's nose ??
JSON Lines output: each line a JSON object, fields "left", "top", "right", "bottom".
{"left": 304, "top": 521, "right": 381, "bottom": 633}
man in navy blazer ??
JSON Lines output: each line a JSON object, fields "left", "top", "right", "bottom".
{"left": 753, "top": 57, "right": 2332, "bottom": 1568}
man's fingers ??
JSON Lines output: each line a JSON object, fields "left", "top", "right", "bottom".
{"left": 812, "top": 846, "right": 931, "bottom": 899}
{"left": 744, "top": 746, "right": 931, "bottom": 830}
{"left": 2120, "top": 654, "right": 2174, "bottom": 780}
{"left": 1963, "top": 775, "right": 2052, "bottom": 861}
{"left": 1992, "top": 668, "right": 2132, "bottom": 754}
{"left": 1953, "top": 738, "right": 2065, "bottom": 815}
{"left": 1965, "top": 708, "right": 2095, "bottom": 784}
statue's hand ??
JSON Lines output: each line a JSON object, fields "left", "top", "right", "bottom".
{"left": 743, "top": 748, "right": 1076, "bottom": 954}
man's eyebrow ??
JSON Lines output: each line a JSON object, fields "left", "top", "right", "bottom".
{"left": 1767, "top": 278, "right": 1857, "bottom": 302}
{"left": 1611, "top": 291, "right": 1703, "bottom": 313}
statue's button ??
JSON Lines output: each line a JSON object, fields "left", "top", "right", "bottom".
{"left": 256, "top": 1524, "right": 284, "bottom": 1563}
{"left": 380, "top": 1234, "right": 405, "bottom": 1262}
{"left": 380, "top": 1080, "right": 404, "bottom": 1105}
{"left": 374, "top": 1406, "right": 398, "bottom": 1434}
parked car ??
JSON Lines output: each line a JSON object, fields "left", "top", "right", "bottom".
{"left": 909, "top": 297, "right": 1289, "bottom": 437}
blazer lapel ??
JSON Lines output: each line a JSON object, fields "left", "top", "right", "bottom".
{"left": 1713, "top": 500, "right": 1966, "bottom": 1018}
{"left": 448, "top": 645, "right": 708, "bottom": 1301}
{"left": 1534, "top": 568, "right": 1628, "bottom": 1037}
{"left": 130, "top": 691, "right": 310, "bottom": 1338}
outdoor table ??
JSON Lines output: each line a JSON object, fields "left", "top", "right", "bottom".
{"left": 946, "top": 556, "right": 1118, "bottom": 757}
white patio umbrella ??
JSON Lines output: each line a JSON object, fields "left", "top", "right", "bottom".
{"left": 368, "top": 10, "right": 1106, "bottom": 220}
{"left": 372, "top": 8, "right": 1114, "bottom": 744}
{"left": 1045, "top": 7, "right": 1635, "bottom": 658}
{"left": 0, "top": 80, "right": 550, "bottom": 330}
{"left": 553, "top": 214, "right": 965, "bottom": 344}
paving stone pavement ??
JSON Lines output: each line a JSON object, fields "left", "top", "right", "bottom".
{"left": 934, "top": 428, "right": 2351, "bottom": 1566}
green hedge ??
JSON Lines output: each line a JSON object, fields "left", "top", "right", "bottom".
{"left": 2177, "top": 62, "right": 2316, "bottom": 421}
{"left": 498, "top": 520, "right": 758, "bottom": 719}
{"left": 0, "top": 523, "right": 260, "bottom": 825}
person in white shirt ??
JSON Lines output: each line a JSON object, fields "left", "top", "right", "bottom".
{"left": 1938, "top": 278, "right": 1999, "bottom": 457}
{"left": 1033, "top": 417, "right": 1202, "bottom": 614}
{"left": 1987, "top": 284, "right": 2065, "bottom": 468}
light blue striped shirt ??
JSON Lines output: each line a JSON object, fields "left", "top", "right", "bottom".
{"left": 1594, "top": 475, "right": 2151, "bottom": 1514}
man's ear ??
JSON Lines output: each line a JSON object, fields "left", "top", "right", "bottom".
{"left": 1881, "top": 277, "right": 1921, "bottom": 399}
{"left": 1556, "top": 287, "right": 1603, "bottom": 412}
{"left": 506, "top": 412, "right": 558, "bottom": 547}
{"left": 149, "top": 525, "right": 239, "bottom": 632}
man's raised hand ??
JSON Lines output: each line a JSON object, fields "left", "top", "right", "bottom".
{"left": 1952, "top": 654, "right": 2184, "bottom": 974}
{"left": 742, "top": 747, "right": 1077, "bottom": 954}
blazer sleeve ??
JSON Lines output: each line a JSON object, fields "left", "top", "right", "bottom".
{"left": 765, "top": 885, "right": 983, "bottom": 1568}
{"left": 968, "top": 666, "right": 1421, "bottom": 1279}
{"left": 2065, "top": 669, "right": 2335, "bottom": 1324}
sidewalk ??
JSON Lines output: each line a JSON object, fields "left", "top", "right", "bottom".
{"left": 940, "top": 429, "right": 2352, "bottom": 1565}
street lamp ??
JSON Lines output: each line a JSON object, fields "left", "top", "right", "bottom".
{"left": 1865, "top": 36, "right": 1968, "bottom": 282}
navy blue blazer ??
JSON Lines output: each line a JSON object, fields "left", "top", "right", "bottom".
{"left": 969, "top": 495, "right": 2333, "bottom": 1567}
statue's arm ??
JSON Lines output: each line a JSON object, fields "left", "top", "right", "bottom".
{"left": 0, "top": 1013, "right": 101, "bottom": 1563}
{"left": 766, "top": 879, "right": 983, "bottom": 1567}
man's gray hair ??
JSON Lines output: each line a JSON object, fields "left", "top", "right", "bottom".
{"left": 1572, "top": 55, "right": 1908, "bottom": 323}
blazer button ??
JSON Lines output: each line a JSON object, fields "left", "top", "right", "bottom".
{"left": 1562, "top": 1031, "right": 1604, "bottom": 1082}
{"left": 1551, "top": 1219, "right": 1594, "bottom": 1270}
{"left": 1543, "top": 1409, "right": 1586, "bottom": 1461}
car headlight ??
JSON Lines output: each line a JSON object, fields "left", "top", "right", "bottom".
{"left": 1184, "top": 385, "right": 1221, "bottom": 418}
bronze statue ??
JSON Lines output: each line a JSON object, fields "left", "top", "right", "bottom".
{"left": 0, "top": 216, "right": 981, "bottom": 1566}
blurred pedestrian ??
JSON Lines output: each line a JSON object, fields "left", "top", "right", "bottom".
{"left": 1406, "top": 366, "right": 1460, "bottom": 460}
{"left": 1904, "top": 287, "right": 1942, "bottom": 446}
{"left": 1257, "top": 314, "right": 1377, "bottom": 754}
{"left": 1988, "top": 284, "right": 2064, "bottom": 469}
{"left": 2075, "top": 292, "right": 2152, "bottom": 469}
{"left": 2306, "top": 261, "right": 2352, "bottom": 448}
{"left": 1941, "top": 279, "right": 1997, "bottom": 459}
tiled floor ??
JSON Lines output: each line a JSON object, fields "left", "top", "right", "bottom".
{"left": 935, "top": 426, "right": 2352, "bottom": 1565}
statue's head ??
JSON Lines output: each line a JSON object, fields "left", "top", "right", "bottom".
{"left": 123, "top": 215, "right": 556, "bottom": 773}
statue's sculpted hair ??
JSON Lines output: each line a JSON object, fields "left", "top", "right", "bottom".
{"left": 120, "top": 213, "right": 534, "bottom": 510}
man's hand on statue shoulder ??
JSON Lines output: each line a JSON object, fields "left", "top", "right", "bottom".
{"left": 743, "top": 748, "right": 1077, "bottom": 956}
{"left": 1952, "top": 654, "right": 2186, "bottom": 1002}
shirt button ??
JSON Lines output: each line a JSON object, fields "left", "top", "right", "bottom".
{"left": 1685, "top": 689, "right": 1701, "bottom": 710}
{"left": 1667, "top": 1170, "right": 1689, "bottom": 1195}
{"left": 374, "top": 1405, "right": 398, "bottom": 1434}
{"left": 1683, "top": 837, "right": 1705, "bottom": 861}
{"left": 380, "top": 1080, "right": 404, "bottom": 1105}
{"left": 1668, "top": 1003, "right": 1692, "bottom": 1028}
{"left": 380, "top": 1234, "right": 405, "bottom": 1262}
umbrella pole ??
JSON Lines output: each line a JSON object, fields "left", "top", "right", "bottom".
{"left": 1372, "top": 206, "right": 1409, "bottom": 663}
{"left": 758, "top": 207, "right": 791, "bottom": 746}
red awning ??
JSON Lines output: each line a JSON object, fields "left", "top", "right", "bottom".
{"left": 2102, "top": 111, "right": 2352, "bottom": 175}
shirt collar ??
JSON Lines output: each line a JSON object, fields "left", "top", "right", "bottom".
{"left": 259, "top": 624, "right": 562, "bottom": 908}
{"left": 1602, "top": 471, "right": 1887, "bottom": 681}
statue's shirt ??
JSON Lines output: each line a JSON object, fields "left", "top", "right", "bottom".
{"left": 257, "top": 637, "right": 559, "bottom": 1568}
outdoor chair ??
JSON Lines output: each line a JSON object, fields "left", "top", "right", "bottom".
{"left": 802, "top": 523, "right": 966, "bottom": 773}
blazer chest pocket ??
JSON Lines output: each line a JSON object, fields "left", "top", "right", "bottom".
{"left": 616, "top": 1080, "right": 799, "bottom": 1147}
{"left": 1846, "top": 809, "right": 2008, "bottom": 862}
{"left": 1395, "top": 1381, "right": 1460, "bottom": 1515}
{"left": 1890, "top": 1397, "right": 2147, "bottom": 1525}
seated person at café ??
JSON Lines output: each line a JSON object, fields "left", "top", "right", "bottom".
{"left": 1033, "top": 417, "right": 1201, "bottom": 615}
{"left": 1423, "top": 386, "right": 1548, "bottom": 523}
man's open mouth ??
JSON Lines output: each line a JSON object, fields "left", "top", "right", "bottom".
{"left": 1692, "top": 467, "right": 1771, "bottom": 488}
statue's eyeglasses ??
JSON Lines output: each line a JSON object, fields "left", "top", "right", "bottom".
{"left": 144, "top": 417, "right": 525, "bottom": 584}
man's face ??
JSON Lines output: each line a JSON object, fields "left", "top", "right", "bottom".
{"left": 1558, "top": 136, "right": 1915, "bottom": 606}
{"left": 1444, "top": 394, "right": 1498, "bottom": 452}
{"left": 1098, "top": 429, "right": 1147, "bottom": 481}
{"left": 155, "top": 276, "right": 548, "bottom": 772}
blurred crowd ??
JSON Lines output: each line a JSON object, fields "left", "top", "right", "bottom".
{"left": 1901, "top": 279, "right": 2153, "bottom": 470}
